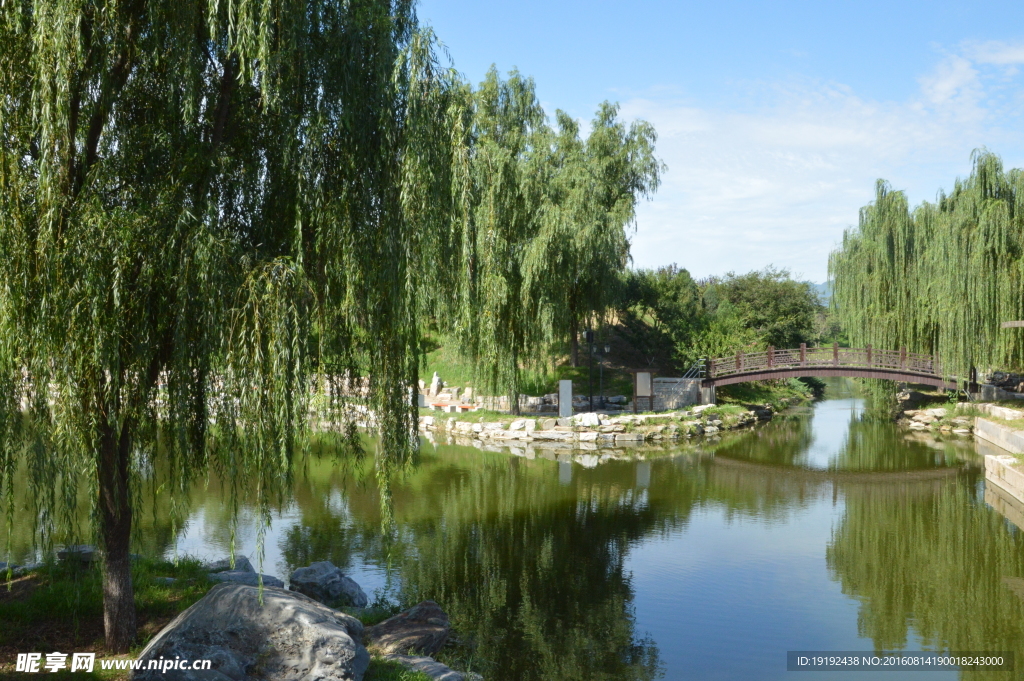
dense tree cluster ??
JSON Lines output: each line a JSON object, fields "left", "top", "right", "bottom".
{"left": 618, "top": 265, "right": 824, "bottom": 371}
{"left": 830, "top": 150, "right": 1024, "bottom": 379}
{"left": 0, "top": 0, "right": 662, "bottom": 648}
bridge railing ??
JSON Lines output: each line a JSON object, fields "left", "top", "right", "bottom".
{"left": 707, "top": 344, "right": 940, "bottom": 379}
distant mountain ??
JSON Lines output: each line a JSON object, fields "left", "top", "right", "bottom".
{"left": 809, "top": 281, "right": 832, "bottom": 305}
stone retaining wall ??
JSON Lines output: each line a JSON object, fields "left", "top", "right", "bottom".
{"left": 975, "top": 417, "right": 1024, "bottom": 455}
{"left": 652, "top": 378, "right": 701, "bottom": 411}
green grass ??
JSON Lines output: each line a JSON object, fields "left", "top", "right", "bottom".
{"left": 0, "top": 557, "right": 216, "bottom": 680}
{"left": 419, "top": 337, "right": 634, "bottom": 398}
{"left": 418, "top": 408, "right": 525, "bottom": 423}
{"left": 718, "top": 378, "right": 813, "bottom": 411}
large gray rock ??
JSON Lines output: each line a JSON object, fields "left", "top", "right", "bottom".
{"left": 208, "top": 571, "right": 284, "bottom": 588}
{"left": 289, "top": 561, "right": 368, "bottom": 608}
{"left": 132, "top": 582, "right": 368, "bottom": 681}
{"left": 58, "top": 544, "right": 97, "bottom": 565}
{"left": 364, "top": 601, "right": 450, "bottom": 656}
{"left": 206, "top": 555, "right": 255, "bottom": 573}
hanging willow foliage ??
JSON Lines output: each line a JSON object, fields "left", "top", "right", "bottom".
{"left": 830, "top": 150, "right": 1024, "bottom": 381}
{"left": 0, "top": 0, "right": 469, "bottom": 650}
{"left": 454, "top": 69, "right": 662, "bottom": 407}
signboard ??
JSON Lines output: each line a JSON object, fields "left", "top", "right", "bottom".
{"left": 633, "top": 371, "right": 655, "bottom": 413}
{"left": 635, "top": 372, "right": 652, "bottom": 397}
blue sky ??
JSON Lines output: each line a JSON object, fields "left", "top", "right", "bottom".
{"left": 417, "top": 0, "right": 1024, "bottom": 282}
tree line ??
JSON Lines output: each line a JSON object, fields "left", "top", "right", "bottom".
{"left": 613, "top": 265, "right": 834, "bottom": 373}
{"left": 829, "top": 150, "right": 1024, "bottom": 380}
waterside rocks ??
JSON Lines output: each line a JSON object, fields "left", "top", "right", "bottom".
{"left": 206, "top": 556, "right": 255, "bottom": 573}
{"left": 132, "top": 582, "right": 369, "bottom": 681}
{"left": 417, "top": 402, "right": 785, "bottom": 449}
{"left": 58, "top": 545, "right": 98, "bottom": 565}
{"left": 901, "top": 407, "right": 973, "bottom": 434}
{"left": 364, "top": 600, "right": 450, "bottom": 656}
{"left": 290, "top": 561, "right": 369, "bottom": 608}
{"left": 208, "top": 571, "right": 285, "bottom": 588}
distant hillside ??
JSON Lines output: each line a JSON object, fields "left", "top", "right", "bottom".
{"left": 810, "top": 281, "right": 831, "bottom": 305}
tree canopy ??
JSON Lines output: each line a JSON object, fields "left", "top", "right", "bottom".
{"left": 0, "top": 0, "right": 468, "bottom": 649}
{"left": 617, "top": 265, "right": 822, "bottom": 370}
{"left": 829, "top": 150, "right": 1024, "bottom": 378}
{"left": 451, "top": 68, "right": 662, "bottom": 407}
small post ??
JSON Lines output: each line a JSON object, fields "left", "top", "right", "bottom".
{"left": 767, "top": 346, "right": 774, "bottom": 368}
{"left": 559, "top": 380, "right": 573, "bottom": 418}
{"left": 736, "top": 351, "right": 742, "bottom": 371}
{"left": 900, "top": 346, "right": 907, "bottom": 369}
{"left": 866, "top": 344, "right": 872, "bottom": 366}
{"left": 800, "top": 343, "right": 806, "bottom": 365}
{"left": 833, "top": 342, "right": 839, "bottom": 366}
{"left": 585, "top": 330, "right": 595, "bottom": 412}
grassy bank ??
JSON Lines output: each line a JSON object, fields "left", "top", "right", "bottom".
{"left": 0, "top": 560, "right": 434, "bottom": 680}
{"left": 717, "top": 377, "right": 821, "bottom": 412}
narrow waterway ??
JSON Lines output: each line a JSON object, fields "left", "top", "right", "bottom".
{"left": 9, "top": 385, "right": 1024, "bottom": 680}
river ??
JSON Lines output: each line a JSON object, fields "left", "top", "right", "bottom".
{"left": 9, "top": 383, "right": 1024, "bottom": 680}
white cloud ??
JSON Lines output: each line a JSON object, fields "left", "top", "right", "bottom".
{"left": 624, "top": 42, "right": 1024, "bottom": 282}
{"left": 919, "top": 55, "right": 980, "bottom": 106}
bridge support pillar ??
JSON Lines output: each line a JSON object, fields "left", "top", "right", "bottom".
{"left": 701, "top": 385, "right": 716, "bottom": 405}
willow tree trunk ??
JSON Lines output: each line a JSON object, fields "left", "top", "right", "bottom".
{"left": 98, "top": 420, "right": 137, "bottom": 652}
{"left": 571, "top": 326, "right": 579, "bottom": 367}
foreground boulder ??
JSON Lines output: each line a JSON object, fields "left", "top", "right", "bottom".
{"left": 290, "top": 561, "right": 368, "bottom": 607}
{"left": 132, "top": 582, "right": 369, "bottom": 681}
{"left": 365, "top": 601, "right": 449, "bottom": 655}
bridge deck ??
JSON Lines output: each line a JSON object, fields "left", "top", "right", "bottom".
{"left": 704, "top": 344, "right": 957, "bottom": 389}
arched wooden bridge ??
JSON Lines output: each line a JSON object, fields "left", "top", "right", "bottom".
{"left": 703, "top": 343, "right": 959, "bottom": 390}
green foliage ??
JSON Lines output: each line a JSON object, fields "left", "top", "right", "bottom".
{"left": 623, "top": 265, "right": 702, "bottom": 356}
{"left": 617, "top": 265, "right": 822, "bottom": 369}
{"left": 717, "top": 378, "right": 815, "bottom": 410}
{"left": 0, "top": 0, "right": 470, "bottom": 646}
{"left": 453, "top": 71, "right": 663, "bottom": 405}
{"left": 705, "top": 267, "right": 822, "bottom": 349}
{"left": 830, "top": 150, "right": 1024, "bottom": 378}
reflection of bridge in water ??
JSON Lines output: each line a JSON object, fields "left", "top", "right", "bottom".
{"left": 703, "top": 344, "right": 959, "bottom": 390}
{"left": 711, "top": 455, "right": 968, "bottom": 485}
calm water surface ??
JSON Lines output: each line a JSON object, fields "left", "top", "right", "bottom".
{"left": 11, "top": 386, "right": 1024, "bottom": 680}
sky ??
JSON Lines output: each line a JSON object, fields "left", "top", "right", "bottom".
{"left": 416, "top": 0, "right": 1024, "bottom": 282}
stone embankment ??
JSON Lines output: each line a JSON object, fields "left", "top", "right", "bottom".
{"left": 418, "top": 401, "right": 790, "bottom": 448}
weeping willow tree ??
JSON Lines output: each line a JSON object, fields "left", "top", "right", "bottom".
{"left": 457, "top": 69, "right": 662, "bottom": 406}
{"left": 0, "top": 0, "right": 468, "bottom": 651}
{"left": 527, "top": 104, "right": 662, "bottom": 367}
{"left": 830, "top": 150, "right": 1024, "bottom": 379}
{"left": 456, "top": 68, "right": 548, "bottom": 409}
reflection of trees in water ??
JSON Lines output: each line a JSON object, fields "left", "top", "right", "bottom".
{"left": 827, "top": 477, "right": 1024, "bottom": 679}
{"left": 711, "top": 416, "right": 814, "bottom": 468}
{"left": 345, "top": 449, "right": 685, "bottom": 681}
{"left": 713, "top": 407, "right": 966, "bottom": 472}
